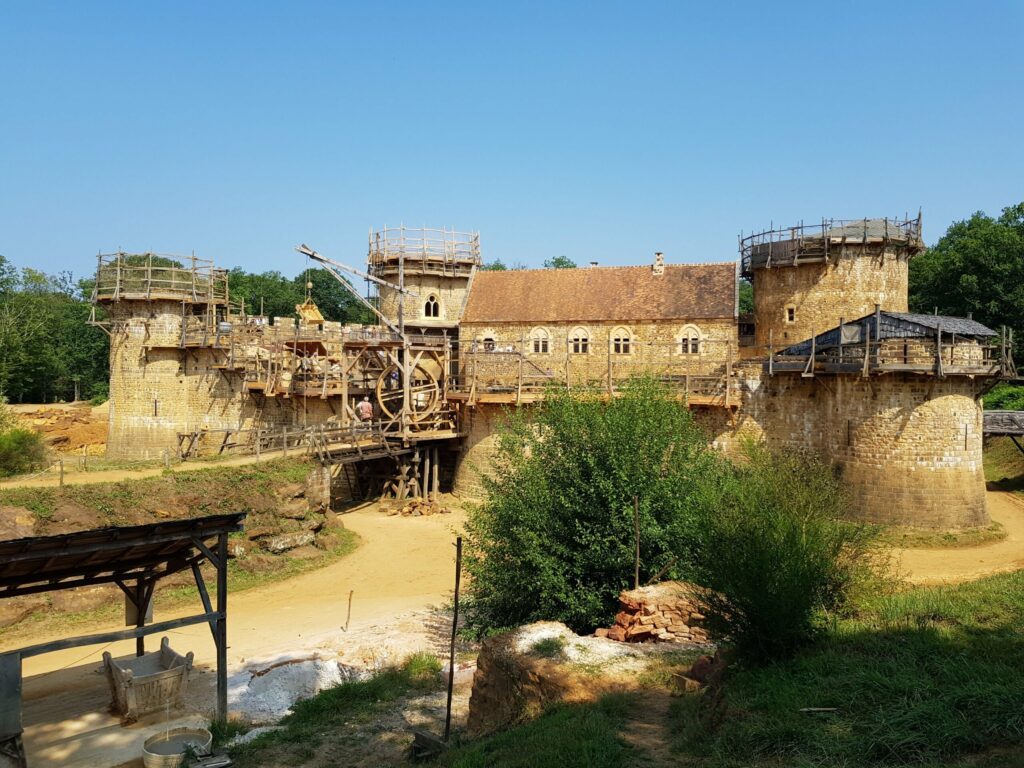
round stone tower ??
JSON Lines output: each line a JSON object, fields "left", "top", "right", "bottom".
{"left": 92, "top": 252, "right": 231, "bottom": 459}
{"left": 368, "top": 226, "right": 481, "bottom": 335}
{"left": 742, "top": 216, "right": 923, "bottom": 347}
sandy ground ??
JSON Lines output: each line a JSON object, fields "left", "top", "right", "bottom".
{"left": 895, "top": 490, "right": 1024, "bottom": 584}
{"left": 16, "top": 503, "right": 468, "bottom": 767}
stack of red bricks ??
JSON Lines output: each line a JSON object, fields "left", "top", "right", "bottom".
{"left": 595, "top": 581, "right": 710, "bottom": 644}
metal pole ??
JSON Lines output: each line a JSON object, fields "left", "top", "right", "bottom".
{"left": 216, "top": 532, "right": 228, "bottom": 723}
{"left": 444, "top": 536, "right": 463, "bottom": 742}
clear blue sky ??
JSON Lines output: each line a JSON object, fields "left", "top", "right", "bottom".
{"left": 1, "top": 1, "right": 1021, "bottom": 280}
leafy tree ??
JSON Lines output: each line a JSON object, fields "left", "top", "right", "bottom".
{"left": 0, "top": 262, "right": 109, "bottom": 403}
{"left": 909, "top": 203, "right": 1024, "bottom": 336}
{"left": 543, "top": 255, "right": 577, "bottom": 269}
{"left": 228, "top": 268, "right": 303, "bottom": 319}
{"left": 739, "top": 278, "right": 753, "bottom": 314}
{"left": 482, "top": 259, "right": 508, "bottom": 271}
{"left": 463, "top": 378, "right": 719, "bottom": 635}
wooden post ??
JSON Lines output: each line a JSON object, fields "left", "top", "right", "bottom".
{"left": 216, "top": 532, "right": 228, "bottom": 723}
{"left": 633, "top": 497, "right": 640, "bottom": 590}
{"left": 135, "top": 579, "right": 146, "bottom": 657}
{"left": 444, "top": 536, "right": 463, "bottom": 743}
{"left": 423, "top": 448, "right": 432, "bottom": 500}
{"left": 432, "top": 447, "right": 440, "bottom": 501}
{"left": 517, "top": 334, "right": 525, "bottom": 404}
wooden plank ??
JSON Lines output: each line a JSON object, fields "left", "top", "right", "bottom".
{"left": 16, "top": 611, "right": 221, "bottom": 659}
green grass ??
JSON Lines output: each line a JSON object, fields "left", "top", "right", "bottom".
{"left": 229, "top": 653, "right": 442, "bottom": 766}
{"left": 529, "top": 636, "right": 567, "bottom": 659}
{"left": 671, "top": 570, "right": 1024, "bottom": 767}
{"left": 442, "top": 694, "right": 639, "bottom": 768}
{"left": 875, "top": 521, "right": 1007, "bottom": 549}
{"left": 984, "top": 436, "right": 1024, "bottom": 492}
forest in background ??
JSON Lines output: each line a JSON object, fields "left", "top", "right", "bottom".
{"left": 1, "top": 203, "right": 1021, "bottom": 404}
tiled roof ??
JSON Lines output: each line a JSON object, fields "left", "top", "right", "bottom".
{"left": 461, "top": 263, "right": 737, "bottom": 323}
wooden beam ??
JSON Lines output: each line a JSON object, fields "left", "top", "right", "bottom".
{"left": 16, "top": 611, "right": 221, "bottom": 659}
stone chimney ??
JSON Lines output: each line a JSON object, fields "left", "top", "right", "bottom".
{"left": 652, "top": 252, "right": 665, "bottom": 276}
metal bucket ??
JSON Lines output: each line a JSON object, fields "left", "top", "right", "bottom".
{"left": 142, "top": 726, "right": 212, "bottom": 768}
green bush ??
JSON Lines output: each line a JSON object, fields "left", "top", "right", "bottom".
{"left": 691, "top": 443, "right": 878, "bottom": 662}
{"left": 0, "top": 427, "right": 48, "bottom": 477}
{"left": 983, "top": 382, "right": 1024, "bottom": 411}
{"left": 463, "top": 377, "right": 722, "bottom": 636}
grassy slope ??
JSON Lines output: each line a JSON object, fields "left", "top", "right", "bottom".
{"left": 0, "top": 458, "right": 360, "bottom": 645}
{"left": 984, "top": 436, "right": 1024, "bottom": 490}
{"left": 216, "top": 573, "right": 1023, "bottom": 768}
{"left": 673, "top": 570, "right": 1024, "bottom": 767}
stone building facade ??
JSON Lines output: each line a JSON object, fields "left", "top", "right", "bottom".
{"left": 98, "top": 215, "right": 1007, "bottom": 529}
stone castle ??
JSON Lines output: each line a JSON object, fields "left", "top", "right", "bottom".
{"left": 93, "top": 216, "right": 1014, "bottom": 529}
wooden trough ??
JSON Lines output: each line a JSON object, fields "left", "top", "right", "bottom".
{"left": 103, "top": 637, "right": 194, "bottom": 724}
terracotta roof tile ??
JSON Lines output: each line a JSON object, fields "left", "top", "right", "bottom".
{"left": 462, "top": 263, "right": 737, "bottom": 323}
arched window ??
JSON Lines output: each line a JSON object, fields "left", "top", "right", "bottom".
{"left": 611, "top": 326, "right": 632, "bottom": 355}
{"left": 424, "top": 295, "right": 440, "bottom": 318}
{"left": 679, "top": 325, "right": 702, "bottom": 355}
{"left": 530, "top": 327, "right": 550, "bottom": 354}
{"left": 570, "top": 327, "right": 590, "bottom": 355}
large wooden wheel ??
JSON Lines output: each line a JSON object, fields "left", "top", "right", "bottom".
{"left": 375, "top": 362, "right": 441, "bottom": 423}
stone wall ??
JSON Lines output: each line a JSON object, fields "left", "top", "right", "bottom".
{"left": 106, "top": 301, "right": 345, "bottom": 459}
{"left": 752, "top": 246, "right": 910, "bottom": 347}
{"left": 706, "top": 362, "right": 988, "bottom": 528}
{"left": 378, "top": 271, "right": 470, "bottom": 327}
{"left": 458, "top": 319, "right": 736, "bottom": 388}
{"left": 453, "top": 403, "right": 510, "bottom": 499}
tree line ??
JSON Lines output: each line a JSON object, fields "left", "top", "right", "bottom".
{"left": 1, "top": 205, "right": 1020, "bottom": 403}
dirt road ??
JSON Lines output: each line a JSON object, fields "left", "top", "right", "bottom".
{"left": 893, "top": 490, "right": 1024, "bottom": 584}
{"left": 20, "top": 503, "right": 467, "bottom": 684}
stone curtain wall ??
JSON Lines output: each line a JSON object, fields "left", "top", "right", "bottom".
{"left": 753, "top": 247, "right": 910, "bottom": 347}
{"left": 706, "top": 362, "right": 988, "bottom": 528}
{"left": 458, "top": 319, "right": 737, "bottom": 389}
{"left": 453, "top": 403, "right": 510, "bottom": 499}
{"left": 106, "top": 302, "right": 346, "bottom": 459}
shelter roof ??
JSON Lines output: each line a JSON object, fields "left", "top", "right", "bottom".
{"left": 782, "top": 311, "right": 998, "bottom": 356}
{"left": 461, "top": 262, "right": 737, "bottom": 324}
{"left": 0, "top": 513, "right": 245, "bottom": 599}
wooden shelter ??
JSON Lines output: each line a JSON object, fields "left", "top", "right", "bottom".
{"left": 0, "top": 513, "right": 245, "bottom": 767}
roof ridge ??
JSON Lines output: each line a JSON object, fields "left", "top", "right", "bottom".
{"left": 477, "top": 261, "right": 736, "bottom": 274}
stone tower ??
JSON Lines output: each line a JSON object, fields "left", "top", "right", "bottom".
{"left": 742, "top": 216, "right": 923, "bottom": 347}
{"left": 368, "top": 226, "right": 481, "bottom": 335}
{"left": 92, "top": 252, "right": 234, "bottom": 459}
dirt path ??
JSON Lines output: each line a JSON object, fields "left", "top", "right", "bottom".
{"left": 0, "top": 448, "right": 297, "bottom": 489}
{"left": 894, "top": 490, "right": 1024, "bottom": 584}
{"left": 620, "top": 690, "right": 676, "bottom": 767}
{"left": 19, "top": 503, "right": 467, "bottom": 683}
{"left": 17, "top": 502, "right": 469, "bottom": 767}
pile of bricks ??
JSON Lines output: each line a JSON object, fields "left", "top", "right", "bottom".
{"left": 388, "top": 499, "right": 452, "bottom": 517}
{"left": 596, "top": 581, "right": 710, "bottom": 644}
